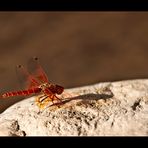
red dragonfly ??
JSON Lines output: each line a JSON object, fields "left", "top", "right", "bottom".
{"left": 0, "top": 57, "right": 64, "bottom": 109}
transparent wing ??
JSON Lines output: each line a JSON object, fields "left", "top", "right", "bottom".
{"left": 27, "top": 57, "right": 49, "bottom": 84}
{"left": 15, "top": 64, "right": 40, "bottom": 89}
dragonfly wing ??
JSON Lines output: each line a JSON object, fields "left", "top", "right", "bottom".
{"left": 27, "top": 57, "right": 49, "bottom": 84}
{"left": 16, "top": 65, "right": 40, "bottom": 89}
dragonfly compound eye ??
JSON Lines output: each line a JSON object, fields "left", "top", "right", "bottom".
{"left": 55, "top": 85, "right": 64, "bottom": 94}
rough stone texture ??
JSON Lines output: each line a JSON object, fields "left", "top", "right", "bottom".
{"left": 0, "top": 79, "right": 148, "bottom": 136}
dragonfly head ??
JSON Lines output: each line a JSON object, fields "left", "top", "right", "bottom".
{"left": 40, "top": 83, "right": 64, "bottom": 95}
{"left": 55, "top": 84, "right": 64, "bottom": 95}
{"left": 48, "top": 84, "right": 64, "bottom": 95}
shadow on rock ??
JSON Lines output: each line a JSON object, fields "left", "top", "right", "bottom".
{"left": 50, "top": 92, "right": 114, "bottom": 107}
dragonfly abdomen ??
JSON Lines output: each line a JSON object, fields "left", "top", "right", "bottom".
{"left": 1, "top": 87, "right": 41, "bottom": 98}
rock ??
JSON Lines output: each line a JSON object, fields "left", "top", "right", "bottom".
{"left": 0, "top": 79, "right": 148, "bottom": 136}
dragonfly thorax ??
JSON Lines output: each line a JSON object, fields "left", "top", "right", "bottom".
{"left": 38, "top": 83, "right": 50, "bottom": 90}
{"left": 39, "top": 83, "right": 64, "bottom": 95}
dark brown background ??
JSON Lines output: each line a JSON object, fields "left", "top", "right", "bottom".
{"left": 0, "top": 12, "right": 148, "bottom": 113}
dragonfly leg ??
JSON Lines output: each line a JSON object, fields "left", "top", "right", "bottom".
{"left": 62, "top": 91, "right": 74, "bottom": 98}
{"left": 54, "top": 95, "right": 62, "bottom": 103}
{"left": 35, "top": 95, "right": 51, "bottom": 109}
{"left": 38, "top": 94, "right": 56, "bottom": 108}
{"left": 38, "top": 94, "right": 46, "bottom": 99}
{"left": 35, "top": 93, "right": 63, "bottom": 109}
{"left": 46, "top": 94, "right": 62, "bottom": 107}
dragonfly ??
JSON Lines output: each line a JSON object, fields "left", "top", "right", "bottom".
{"left": 0, "top": 57, "right": 64, "bottom": 109}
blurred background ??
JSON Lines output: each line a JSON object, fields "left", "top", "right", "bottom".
{"left": 0, "top": 12, "right": 148, "bottom": 113}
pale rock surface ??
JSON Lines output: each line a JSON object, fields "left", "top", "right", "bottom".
{"left": 0, "top": 79, "right": 148, "bottom": 136}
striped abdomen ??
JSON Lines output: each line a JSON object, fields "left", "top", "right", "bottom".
{"left": 1, "top": 87, "right": 41, "bottom": 98}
